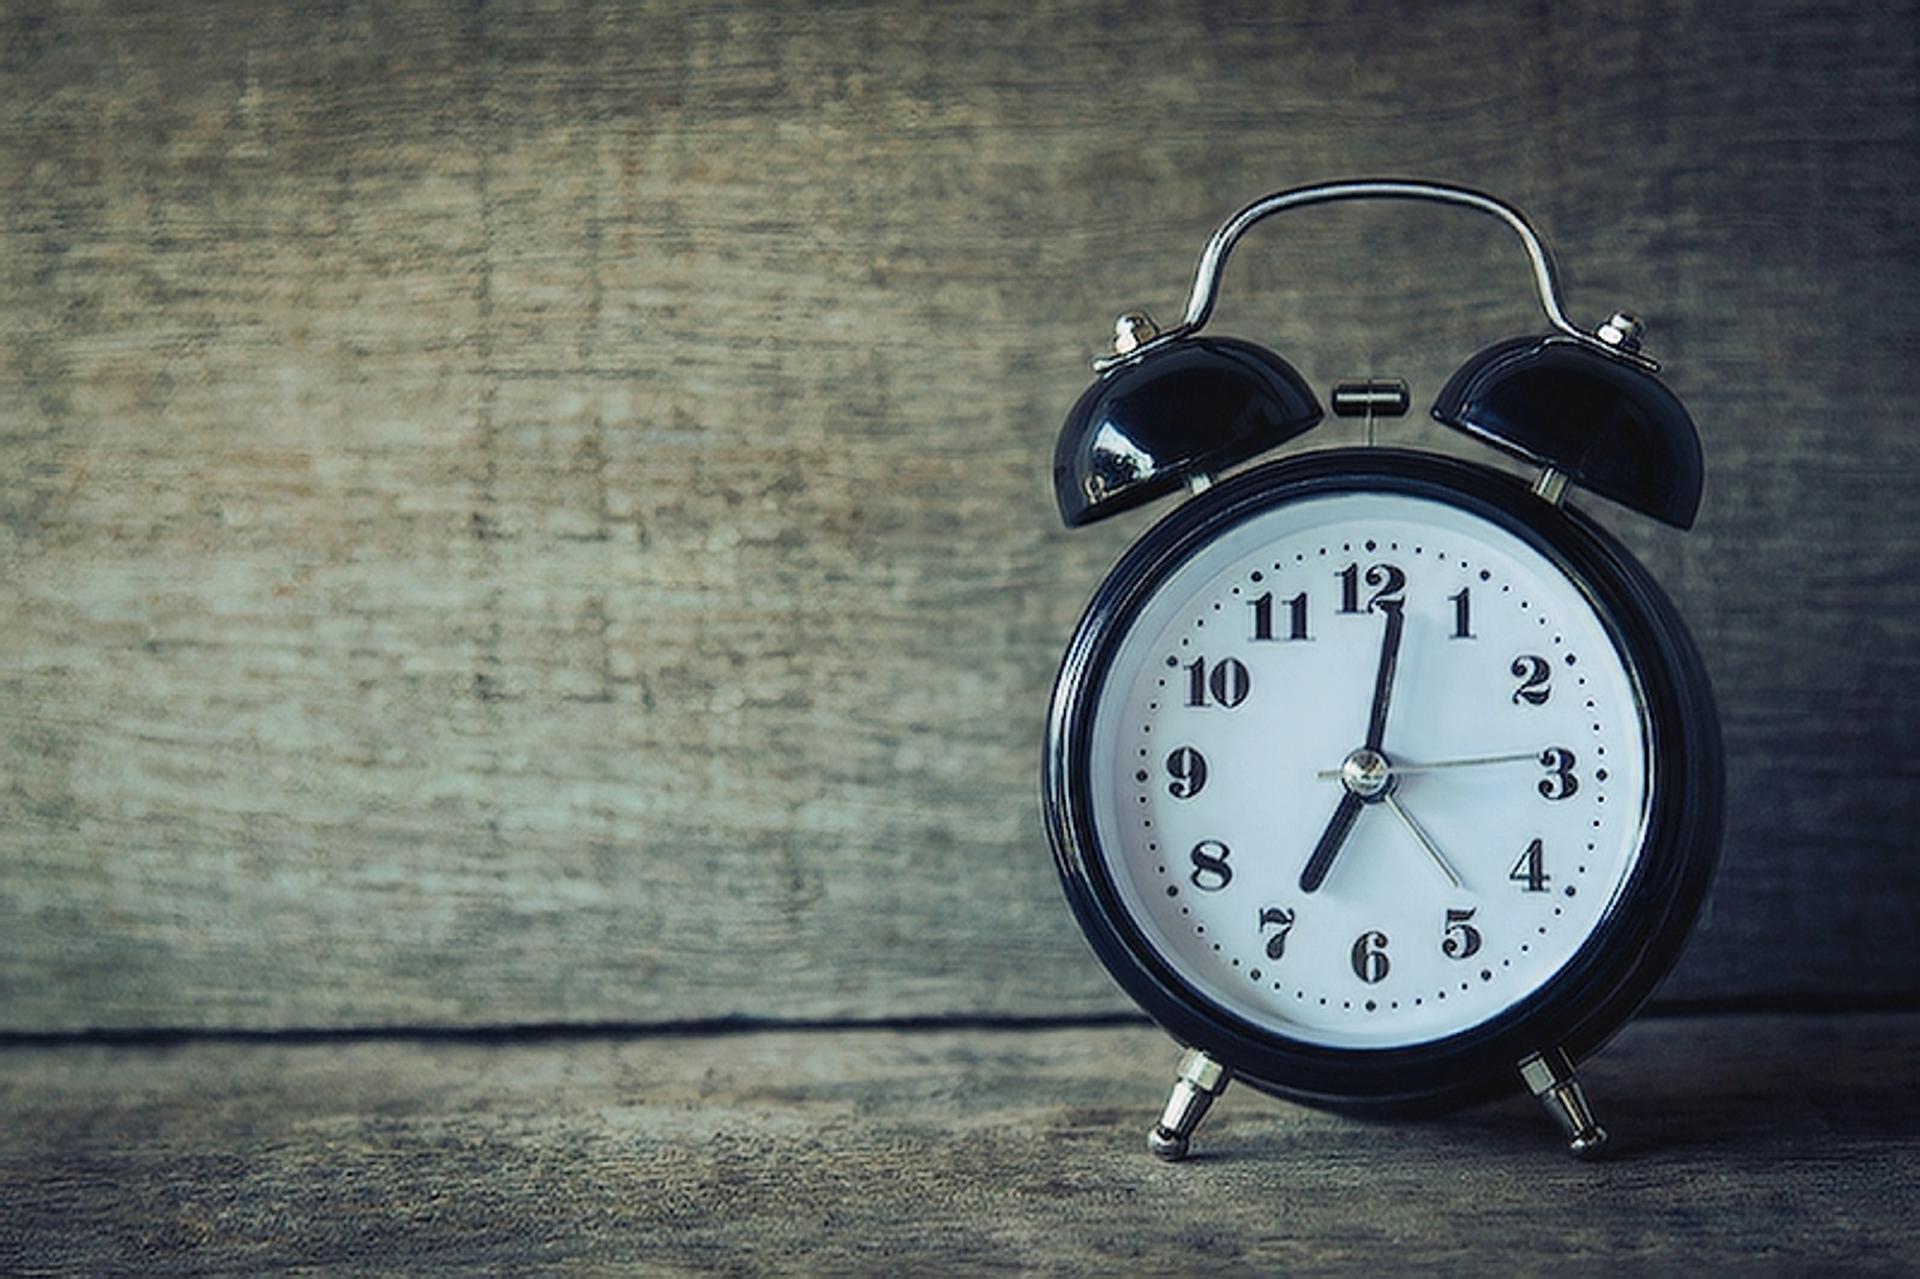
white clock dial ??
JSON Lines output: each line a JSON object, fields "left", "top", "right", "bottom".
{"left": 1088, "top": 491, "right": 1650, "bottom": 1050}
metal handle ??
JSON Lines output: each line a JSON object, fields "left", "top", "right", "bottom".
{"left": 1101, "top": 179, "right": 1655, "bottom": 371}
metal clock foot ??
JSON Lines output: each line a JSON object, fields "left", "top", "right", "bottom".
{"left": 1519, "top": 1047, "right": 1608, "bottom": 1159}
{"left": 1148, "top": 1048, "right": 1232, "bottom": 1161}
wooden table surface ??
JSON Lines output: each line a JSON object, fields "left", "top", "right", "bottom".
{"left": 4, "top": 1011, "right": 1915, "bottom": 1274}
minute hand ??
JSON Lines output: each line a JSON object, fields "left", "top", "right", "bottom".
{"left": 1363, "top": 602, "right": 1405, "bottom": 751}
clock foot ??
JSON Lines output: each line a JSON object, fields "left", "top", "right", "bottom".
{"left": 1519, "top": 1047, "right": 1609, "bottom": 1159}
{"left": 1148, "top": 1048, "right": 1232, "bottom": 1161}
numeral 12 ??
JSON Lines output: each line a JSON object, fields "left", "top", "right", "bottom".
{"left": 1337, "top": 563, "right": 1406, "bottom": 613}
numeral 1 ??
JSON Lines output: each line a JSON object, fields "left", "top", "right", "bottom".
{"left": 1449, "top": 587, "right": 1473, "bottom": 639}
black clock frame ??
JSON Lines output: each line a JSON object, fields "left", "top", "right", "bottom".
{"left": 1043, "top": 447, "right": 1723, "bottom": 1113}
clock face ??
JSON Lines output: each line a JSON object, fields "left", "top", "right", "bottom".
{"left": 1084, "top": 488, "right": 1651, "bottom": 1051}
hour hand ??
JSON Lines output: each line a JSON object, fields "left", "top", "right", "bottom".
{"left": 1299, "top": 791, "right": 1364, "bottom": 893}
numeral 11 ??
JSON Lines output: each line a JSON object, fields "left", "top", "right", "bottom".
{"left": 1249, "top": 591, "right": 1310, "bottom": 641}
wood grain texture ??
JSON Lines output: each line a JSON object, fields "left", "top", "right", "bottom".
{"left": 1, "top": 1, "right": 1917, "bottom": 1030}
{"left": 1, "top": 1014, "right": 1915, "bottom": 1274}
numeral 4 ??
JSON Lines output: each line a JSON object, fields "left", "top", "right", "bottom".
{"left": 1509, "top": 838, "right": 1549, "bottom": 892}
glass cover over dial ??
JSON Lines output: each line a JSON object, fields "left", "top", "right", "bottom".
{"left": 1088, "top": 490, "right": 1650, "bottom": 1050}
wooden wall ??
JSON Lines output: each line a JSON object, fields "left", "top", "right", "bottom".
{"left": 2, "top": 0, "right": 1915, "bottom": 1032}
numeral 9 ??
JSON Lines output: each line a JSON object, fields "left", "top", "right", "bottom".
{"left": 1165, "top": 747, "right": 1208, "bottom": 799}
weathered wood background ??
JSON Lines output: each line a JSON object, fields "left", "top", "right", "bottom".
{"left": 3, "top": 0, "right": 1917, "bottom": 1034}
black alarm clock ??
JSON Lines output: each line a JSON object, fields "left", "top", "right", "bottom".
{"left": 1042, "top": 180, "right": 1722, "bottom": 1160}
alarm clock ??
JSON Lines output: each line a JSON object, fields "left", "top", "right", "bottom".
{"left": 1042, "top": 180, "right": 1722, "bottom": 1160}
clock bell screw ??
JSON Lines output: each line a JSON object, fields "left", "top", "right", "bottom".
{"left": 1112, "top": 310, "right": 1162, "bottom": 355}
{"left": 1148, "top": 1048, "right": 1232, "bottom": 1161}
{"left": 1595, "top": 311, "right": 1645, "bottom": 352}
{"left": 1519, "top": 1047, "right": 1609, "bottom": 1159}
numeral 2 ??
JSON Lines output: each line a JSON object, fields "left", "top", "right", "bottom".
{"left": 1512, "top": 655, "right": 1551, "bottom": 705}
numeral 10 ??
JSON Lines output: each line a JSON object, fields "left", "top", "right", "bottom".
{"left": 1185, "top": 657, "right": 1250, "bottom": 708}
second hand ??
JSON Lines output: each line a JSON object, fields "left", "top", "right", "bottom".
{"left": 1314, "top": 750, "right": 1542, "bottom": 781}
